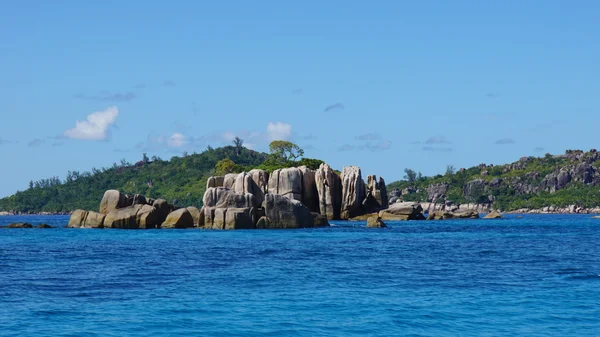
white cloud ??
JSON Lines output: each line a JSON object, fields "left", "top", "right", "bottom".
{"left": 267, "top": 122, "right": 292, "bottom": 141}
{"left": 167, "top": 132, "right": 186, "bottom": 148}
{"left": 64, "top": 106, "right": 119, "bottom": 140}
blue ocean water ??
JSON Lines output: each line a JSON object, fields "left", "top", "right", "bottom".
{"left": 1, "top": 214, "right": 600, "bottom": 336}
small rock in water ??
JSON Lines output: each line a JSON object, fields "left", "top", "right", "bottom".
{"left": 7, "top": 223, "right": 33, "bottom": 228}
{"left": 34, "top": 224, "right": 54, "bottom": 228}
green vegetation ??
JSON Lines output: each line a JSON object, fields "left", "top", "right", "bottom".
{"left": 388, "top": 149, "right": 600, "bottom": 211}
{"left": 0, "top": 140, "right": 321, "bottom": 213}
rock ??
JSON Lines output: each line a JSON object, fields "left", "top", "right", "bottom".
{"left": 557, "top": 170, "right": 571, "bottom": 189}
{"left": 255, "top": 216, "right": 270, "bottom": 229}
{"left": 463, "top": 179, "right": 486, "bottom": 199}
{"left": 152, "top": 199, "right": 172, "bottom": 223}
{"left": 299, "top": 166, "right": 319, "bottom": 212}
{"left": 268, "top": 167, "right": 303, "bottom": 201}
{"left": 162, "top": 208, "right": 194, "bottom": 229}
{"left": 315, "top": 163, "right": 342, "bottom": 220}
{"left": 224, "top": 207, "right": 255, "bottom": 230}
{"left": 7, "top": 223, "right": 33, "bottom": 228}
{"left": 202, "top": 207, "right": 216, "bottom": 229}
{"left": 99, "top": 190, "right": 127, "bottom": 214}
{"left": 341, "top": 166, "right": 366, "bottom": 219}
{"left": 137, "top": 204, "right": 160, "bottom": 229}
{"left": 186, "top": 206, "right": 201, "bottom": 226}
{"left": 211, "top": 208, "right": 227, "bottom": 230}
{"left": 379, "top": 202, "right": 424, "bottom": 220}
{"left": 223, "top": 173, "right": 238, "bottom": 189}
{"left": 104, "top": 205, "right": 143, "bottom": 229}
{"left": 34, "top": 224, "right": 54, "bottom": 228}
{"left": 68, "top": 209, "right": 88, "bottom": 228}
{"left": 131, "top": 194, "right": 147, "bottom": 206}
{"left": 248, "top": 169, "right": 269, "bottom": 206}
{"left": 84, "top": 211, "right": 106, "bottom": 228}
{"left": 202, "top": 187, "right": 231, "bottom": 207}
{"left": 311, "top": 212, "right": 330, "bottom": 227}
{"left": 207, "top": 176, "right": 225, "bottom": 189}
{"left": 483, "top": 210, "right": 503, "bottom": 219}
{"left": 366, "top": 217, "right": 387, "bottom": 228}
{"left": 363, "top": 175, "right": 388, "bottom": 212}
{"left": 262, "top": 193, "right": 313, "bottom": 228}
{"left": 427, "top": 183, "right": 448, "bottom": 202}
{"left": 389, "top": 196, "right": 400, "bottom": 204}
{"left": 427, "top": 210, "right": 479, "bottom": 220}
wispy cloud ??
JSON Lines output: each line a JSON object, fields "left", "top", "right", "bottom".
{"left": 424, "top": 135, "right": 452, "bottom": 145}
{"left": 534, "top": 147, "right": 545, "bottom": 152}
{"left": 63, "top": 106, "right": 119, "bottom": 141}
{"left": 163, "top": 80, "right": 176, "bottom": 86}
{"left": 355, "top": 133, "right": 381, "bottom": 141}
{"left": 292, "top": 88, "right": 304, "bottom": 94}
{"left": 267, "top": 122, "right": 292, "bottom": 141}
{"left": 486, "top": 93, "right": 499, "bottom": 98}
{"left": 338, "top": 139, "right": 392, "bottom": 152}
{"left": 74, "top": 92, "right": 136, "bottom": 102}
{"left": 0, "top": 138, "right": 16, "bottom": 145}
{"left": 133, "top": 83, "right": 147, "bottom": 89}
{"left": 324, "top": 102, "right": 345, "bottom": 112}
{"left": 422, "top": 146, "right": 453, "bottom": 152}
{"left": 27, "top": 138, "right": 45, "bottom": 147}
{"left": 495, "top": 138, "right": 515, "bottom": 145}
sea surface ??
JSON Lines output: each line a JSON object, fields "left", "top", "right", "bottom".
{"left": 1, "top": 214, "right": 600, "bottom": 336}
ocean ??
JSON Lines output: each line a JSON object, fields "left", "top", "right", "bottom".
{"left": 1, "top": 214, "right": 599, "bottom": 336}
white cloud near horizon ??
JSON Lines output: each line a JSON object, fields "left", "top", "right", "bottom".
{"left": 64, "top": 106, "right": 119, "bottom": 140}
{"left": 267, "top": 122, "right": 292, "bottom": 141}
{"left": 167, "top": 132, "right": 186, "bottom": 148}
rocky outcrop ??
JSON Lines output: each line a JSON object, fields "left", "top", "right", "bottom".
{"left": 136, "top": 205, "right": 160, "bottom": 229}
{"left": 367, "top": 216, "right": 386, "bottom": 228}
{"left": 209, "top": 207, "right": 255, "bottom": 230}
{"left": 260, "top": 193, "right": 324, "bottom": 229}
{"left": 363, "top": 175, "right": 388, "bottom": 212}
{"left": 463, "top": 179, "right": 486, "bottom": 199}
{"left": 104, "top": 205, "right": 143, "bottom": 229}
{"left": 207, "top": 176, "right": 225, "bottom": 189}
{"left": 299, "top": 166, "right": 319, "bottom": 212}
{"left": 223, "top": 173, "right": 238, "bottom": 189}
{"left": 427, "top": 210, "right": 479, "bottom": 220}
{"left": 162, "top": 208, "right": 194, "bottom": 229}
{"left": 427, "top": 183, "right": 448, "bottom": 202}
{"left": 6, "top": 223, "right": 33, "bottom": 228}
{"left": 315, "top": 163, "right": 342, "bottom": 220}
{"left": 341, "top": 166, "right": 366, "bottom": 219}
{"left": 379, "top": 202, "right": 424, "bottom": 220}
{"left": 152, "top": 199, "right": 173, "bottom": 224}
{"left": 99, "top": 190, "right": 127, "bottom": 214}
{"left": 268, "top": 167, "right": 303, "bottom": 201}
{"left": 483, "top": 210, "right": 503, "bottom": 219}
{"left": 68, "top": 209, "right": 106, "bottom": 228}
{"left": 187, "top": 206, "right": 201, "bottom": 226}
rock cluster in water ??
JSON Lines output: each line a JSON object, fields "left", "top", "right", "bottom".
{"left": 66, "top": 163, "right": 502, "bottom": 230}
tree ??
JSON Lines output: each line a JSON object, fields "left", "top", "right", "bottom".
{"left": 233, "top": 137, "right": 244, "bottom": 155}
{"left": 215, "top": 158, "right": 240, "bottom": 175}
{"left": 269, "top": 140, "right": 304, "bottom": 164}
{"left": 404, "top": 168, "right": 417, "bottom": 183}
{"left": 28, "top": 181, "right": 34, "bottom": 189}
{"left": 143, "top": 153, "right": 150, "bottom": 163}
{"left": 445, "top": 165, "right": 456, "bottom": 176}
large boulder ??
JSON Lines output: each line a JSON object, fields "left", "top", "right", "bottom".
{"left": 207, "top": 176, "right": 225, "bottom": 189}
{"left": 261, "top": 193, "right": 313, "bottom": 229}
{"left": 186, "top": 206, "right": 201, "bottom": 226}
{"left": 99, "top": 190, "right": 127, "bottom": 214}
{"left": 161, "top": 208, "right": 194, "bottom": 229}
{"left": 67, "top": 209, "right": 88, "bottom": 228}
{"left": 299, "top": 166, "right": 319, "bottom": 213}
{"left": 363, "top": 175, "right": 388, "bottom": 212}
{"left": 202, "top": 187, "right": 232, "bottom": 207}
{"left": 104, "top": 205, "right": 143, "bottom": 229}
{"left": 131, "top": 194, "right": 147, "bottom": 206}
{"left": 223, "top": 173, "right": 238, "bottom": 189}
{"left": 68, "top": 209, "right": 105, "bottom": 228}
{"left": 427, "top": 183, "right": 449, "bottom": 203}
{"left": 483, "top": 210, "right": 503, "bottom": 219}
{"left": 315, "top": 163, "right": 342, "bottom": 220}
{"left": 233, "top": 170, "right": 268, "bottom": 207}
{"left": 84, "top": 211, "right": 106, "bottom": 228}
{"left": 341, "top": 166, "right": 366, "bottom": 219}
{"left": 367, "top": 216, "right": 387, "bottom": 228}
{"left": 224, "top": 207, "right": 255, "bottom": 230}
{"left": 463, "top": 179, "right": 487, "bottom": 199}
{"left": 427, "top": 210, "right": 479, "bottom": 220}
{"left": 268, "top": 167, "right": 303, "bottom": 201}
{"left": 379, "top": 202, "right": 425, "bottom": 220}
{"left": 137, "top": 204, "right": 160, "bottom": 229}
{"left": 152, "top": 199, "right": 172, "bottom": 223}
{"left": 311, "top": 212, "right": 329, "bottom": 227}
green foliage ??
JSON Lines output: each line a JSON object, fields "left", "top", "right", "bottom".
{"left": 297, "top": 158, "right": 325, "bottom": 170}
{"left": 0, "top": 146, "right": 268, "bottom": 213}
{"left": 269, "top": 140, "right": 304, "bottom": 163}
{"left": 215, "top": 158, "right": 243, "bottom": 175}
{"left": 404, "top": 168, "right": 417, "bottom": 183}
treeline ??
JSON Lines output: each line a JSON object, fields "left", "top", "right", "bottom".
{"left": 0, "top": 139, "right": 323, "bottom": 213}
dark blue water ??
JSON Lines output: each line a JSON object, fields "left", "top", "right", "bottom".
{"left": 1, "top": 214, "right": 600, "bottom": 336}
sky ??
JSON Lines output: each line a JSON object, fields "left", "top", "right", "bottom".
{"left": 1, "top": 1, "right": 599, "bottom": 197}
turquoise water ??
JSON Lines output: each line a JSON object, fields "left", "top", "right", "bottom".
{"left": 1, "top": 214, "right": 600, "bottom": 336}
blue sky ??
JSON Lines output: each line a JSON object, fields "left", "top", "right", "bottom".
{"left": 1, "top": 1, "right": 599, "bottom": 197}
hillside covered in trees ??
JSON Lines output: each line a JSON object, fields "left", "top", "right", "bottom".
{"left": 0, "top": 139, "right": 323, "bottom": 213}
{"left": 388, "top": 149, "right": 600, "bottom": 211}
